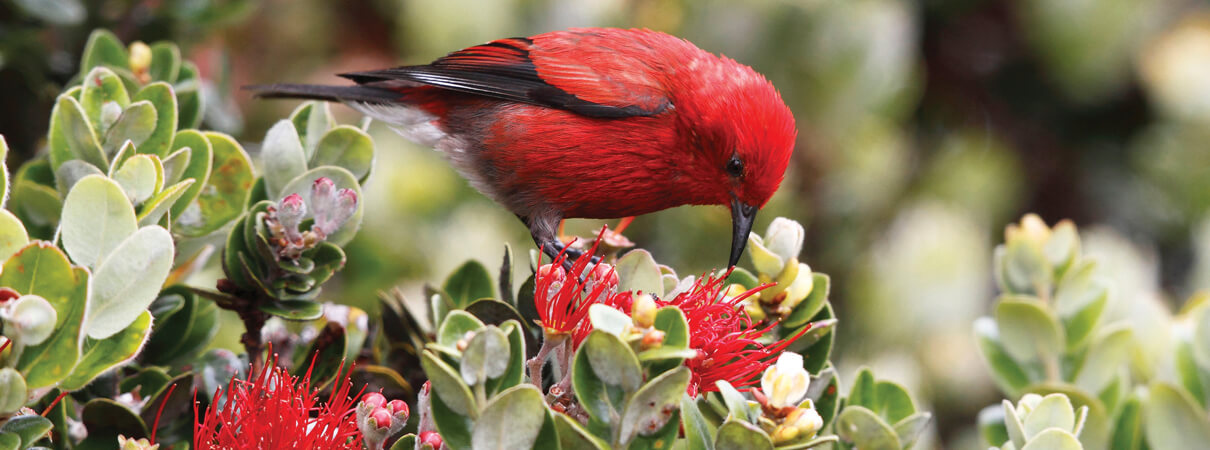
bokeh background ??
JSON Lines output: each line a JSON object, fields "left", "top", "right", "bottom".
{"left": 3, "top": 0, "right": 1209, "bottom": 447}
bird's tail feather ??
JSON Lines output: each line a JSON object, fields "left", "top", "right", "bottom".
{"left": 244, "top": 83, "right": 401, "bottom": 104}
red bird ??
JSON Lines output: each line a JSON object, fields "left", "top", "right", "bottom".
{"left": 251, "top": 28, "right": 796, "bottom": 267}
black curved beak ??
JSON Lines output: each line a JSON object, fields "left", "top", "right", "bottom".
{"left": 729, "top": 197, "right": 758, "bottom": 268}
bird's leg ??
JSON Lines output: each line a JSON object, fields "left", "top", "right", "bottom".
{"left": 518, "top": 213, "right": 598, "bottom": 270}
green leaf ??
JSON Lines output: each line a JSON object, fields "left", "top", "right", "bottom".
{"left": 893, "top": 412, "right": 933, "bottom": 448}
{"left": 790, "top": 303, "right": 836, "bottom": 374}
{"left": 0, "top": 415, "right": 53, "bottom": 449}
{"left": 277, "top": 166, "right": 363, "bottom": 245}
{"left": 1021, "top": 429, "right": 1083, "bottom": 450}
{"left": 55, "top": 160, "right": 107, "bottom": 202}
{"left": 160, "top": 147, "right": 190, "bottom": 185}
{"left": 79, "top": 30, "right": 128, "bottom": 74}
{"left": 783, "top": 273, "right": 830, "bottom": 329}
{"left": 998, "top": 240, "right": 1053, "bottom": 296}
{"left": 429, "top": 386, "right": 474, "bottom": 450}
{"left": 616, "top": 249, "right": 663, "bottom": 297}
{"left": 48, "top": 95, "right": 108, "bottom": 173}
{"left": 176, "top": 132, "right": 253, "bottom": 237}
{"left": 1109, "top": 392, "right": 1143, "bottom": 450}
{"left": 618, "top": 366, "right": 690, "bottom": 445}
{"left": 103, "top": 101, "right": 157, "bottom": 156}
{"left": 421, "top": 351, "right": 477, "bottom": 417}
{"left": 311, "top": 125, "right": 375, "bottom": 182}
{"left": 715, "top": 420, "right": 774, "bottom": 450}
{"left": 79, "top": 67, "right": 131, "bottom": 130}
{"left": 484, "top": 320, "right": 527, "bottom": 396}
{"left": 61, "top": 175, "right": 138, "bottom": 269}
{"left": 681, "top": 394, "right": 715, "bottom": 450}
{"left": 0, "top": 210, "right": 29, "bottom": 263}
{"left": 725, "top": 266, "right": 759, "bottom": 289}
{"left": 716, "top": 381, "right": 754, "bottom": 423}
{"left": 2, "top": 244, "right": 88, "bottom": 388}
{"left": 143, "top": 286, "right": 218, "bottom": 366}
{"left": 460, "top": 326, "right": 510, "bottom": 386}
{"left": 1023, "top": 394, "right": 1075, "bottom": 440}
{"left": 86, "top": 226, "right": 174, "bottom": 339}
{"left": 553, "top": 412, "right": 610, "bottom": 450}
{"left": 809, "top": 367, "right": 841, "bottom": 430}
{"left": 131, "top": 82, "right": 178, "bottom": 157}
{"left": 138, "top": 179, "right": 194, "bottom": 226}
{"left": 573, "top": 333, "right": 631, "bottom": 427}
{"left": 259, "top": 300, "right": 324, "bottom": 320}
{"left": 175, "top": 62, "right": 204, "bottom": 129}
{"left": 974, "top": 317, "right": 1032, "bottom": 395}
{"left": 80, "top": 398, "right": 148, "bottom": 442}
{"left": 444, "top": 260, "right": 496, "bottom": 308}
{"left": 472, "top": 385, "right": 547, "bottom": 449}
{"left": 582, "top": 331, "right": 643, "bottom": 392}
{"left": 1074, "top": 325, "right": 1135, "bottom": 393}
{"left": 59, "top": 310, "right": 152, "bottom": 391}
{"left": 995, "top": 296, "right": 1064, "bottom": 363}
{"left": 438, "top": 310, "right": 486, "bottom": 349}
{"left": 389, "top": 435, "right": 417, "bottom": 450}
{"left": 836, "top": 406, "right": 901, "bottom": 450}
{"left": 0, "top": 432, "right": 16, "bottom": 450}
{"left": 588, "top": 303, "right": 633, "bottom": 338}
{"left": 290, "top": 102, "right": 334, "bottom": 160}
{"left": 112, "top": 153, "right": 164, "bottom": 205}
{"left": 978, "top": 404, "right": 1010, "bottom": 448}
{"left": 261, "top": 120, "right": 308, "bottom": 199}
{"left": 0, "top": 369, "right": 26, "bottom": 415}
{"left": 148, "top": 42, "right": 181, "bottom": 83}
{"left": 294, "top": 321, "right": 348, "bottom": 387}
{"left": 1143, "top": 382, "right": 1210, "bottom": 449}
{"left": 168, "top": 130, "right": 213, "bottom": 224}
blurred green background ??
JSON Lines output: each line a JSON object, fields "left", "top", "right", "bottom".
{"left": 4, "top": 0, "right": 1210, "bottom": 447}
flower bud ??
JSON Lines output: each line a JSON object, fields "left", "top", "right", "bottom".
{"left": 1005, "top": 213, "right": 1051, "bottom": 246}
{"left": 118, "top": 435, "right": 160, "bottom": 450}
{"left": 277, "top": 194, "right": 306, "bottom": 238}
{"left": 419, "top": 431, "right": 443, "bottom": 449}
{"left": 1, "top": 295, "right": 58, "bottom": 346}
{"left": 763, "top": 217, "right": 805, "bottom": 264}
{"left": 128, "top": 42, "right": 152, "bottom": 74}
{"left": 771, "top": 406, "right": 823, "bottom": 443}
{"left": 760, "top": 352, "right": 809, "bottom": 409}
{"left": 370, "top": 407, "right": 392, "bottom": 429}
{"left": 310, "top": 177, "right": 337, "bottom": 231}
{"left": 362, "top": 392, "right": 386, "bottom": 409}
{"left": 631, "top": 294, "right": 657, "bottom": 328}
{"left": 99, "top": 101, "right": 124, "bottom": 134}
{"left": 640, "top": 329, "right": 665, "bottom": 350}
{"left": 387, "top": 399, "right": 409, "bottom": 421}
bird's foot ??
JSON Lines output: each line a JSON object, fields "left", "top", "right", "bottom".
{"left": 542, "top": 239, "right": 601, "bottom": 273}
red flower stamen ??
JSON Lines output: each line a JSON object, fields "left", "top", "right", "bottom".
{"left": 194, "top": 355, "right": 365, "bottom": 449}
{"left": 534, "top": 229, "right": 615, "bottom": 338}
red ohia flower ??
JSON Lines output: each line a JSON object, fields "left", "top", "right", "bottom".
{"left": 534, "top": 234, "right": 618, "bottom": 338}
{"left": 194, "top": 358, "right": 364, "bottom": 449}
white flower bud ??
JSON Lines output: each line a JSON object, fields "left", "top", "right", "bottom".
{"left": 760, "top": 352, "right": 810, "bottom": 408}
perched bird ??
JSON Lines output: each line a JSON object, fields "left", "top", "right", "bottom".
{"left": 250, "top": 27, "right": 796, "bottom": 268}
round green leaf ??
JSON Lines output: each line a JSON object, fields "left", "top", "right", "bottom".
{"left": 60, "top": 310, "right": 153, "bottom": 391}
{"left": 1021, "top": 429, "right": 1083, "bottom": 450}
{"left": 176, "top": 132, "right": 253, "bottom": 237}
{"left": 61, "top": 175, "right": 138, "bottom": 268}
{"left": 79, "top": 67, "right": 130, "bottom": 129}
{"left": 102, "top": 101, "right": 157, "bottom": 156}
{"left": 0, "top": 432, "right": 15, "bottom": 450}
{"left": 995, "top": 297, "right": 1064, "bottom": 363}
{"left": 259, "top": 300, "right": 324, "bottom": 320}
{"left": 0, "top": 369, "right": 26, "bottom": 415}
{"left": 999, "top": 240, "right": 1053, "bottom": 296}
{"left": 616, "top": 249, "right": 663, "bottom": 297}
{"left": 715, "top": 420, "right": 774, "bottom": 450}
{"left": 138, "top": 179, "right": 195, "bottom": 226}
{"left": 583, "top": 330, "right": 643, "bottom": 391}
{"left": 80, "top": 398, "right": 148, "bottom": 441}
{"left": 1110, "top": 392, "right": 1143, "bottom": 450}
{"left": 680, "top": 395, "right": 715, "bottom": 450}
{"left": 588, "top": 303, "right": 633, "bottom": 337}
{"left": 421, "top": 351, "right": 477, "bottom": 418}
{"left": 1, "top": 243, "right": 89, "bottom": 388}
{"left": 112, "top": 154, "right": 164, "bottom": 205}
{"left": 54, "top": 159, "right": 104, "bottom": 196}
{"left": 471, "top": 385, "right": 546, "bottom": 450}
{"left": 1074, "top": 325, "right": 1135, "bottom": 393}
{"left": 618, "top": 366, "right": 690, "bottom": 445}
{"left": 132, "top": 82, "right": 177, "bottom": 157}
{"left": 48, "top": 95, "right": 108, "bottom": 173}
{"left": 1144, "top": 382, "right": 1210, "bottom": 449}
{"left": 86, "top": 226, "right": 174, "bottom": 339}
{"left": 836, "top": 406, "right": 901, "bottom": 450}
{"left": 261, "top": 119, "right": 308, "bottom": 199}
{"left": 438, "top": 310, "right": 486, "bottom": 349}
{"left": 175, "top": 62, "right": 204, "bottom": 129}
{"left": 277, "top": 166, "right": 363, "bottom": 245}
{"left": 290, "top": 102, "right": 334, "bottom": 160}
{"left": 783, "top": 273, "right": 830, "bottom": 329}
{"left": 148, "top": 42, "right": 181, "bottom": 83}
{"left": 0, "top": 210, "right": 29, "bottom": 263}
{"left": 443, "top": 260, "right": 495, "bottom": 308}
{"left": 79, "top": 29, "right": 128, "bottom": 74}
{"left": 168, "top": 130, "right": 213, "bottom": 222}
{"left": 1023, "top": 394, "right": 1076, "bottom": 440}
{"left": 0, "top": 415, "right": 53, "bottom": 449}
{"left": 553, "top": 412, "right": 609, "bottom": 450}
{"left": 974, "top": 317, "right": 1032, "bottom": 395}
{"left": 311, "top": 125, "right": 374, "bottom": 181}
{"left": 460, "top": 326, "right": 510, "bottom": 386}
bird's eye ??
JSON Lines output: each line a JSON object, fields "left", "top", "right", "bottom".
{"left": 725, "top": 156, "right": 744, "bottom": 178}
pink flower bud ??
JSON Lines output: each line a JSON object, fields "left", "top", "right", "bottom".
{"left": 589, "top": 263, "right": 619, "bottom": 288}
{"left": 537, "top": 264, "right": 566, "bottom": 282}
{"left": 369, "top": 407, "right": 392, "bottom": 429}
{"left": 361, "top": 392, "right": 386, "bottom": 409}
{"left": 419, "top": 431, "right": 443, "bottom": 449}
{"left": 387, "top": 399, "right": 408, "bottom": 420}
{"left": 310, "top": 177, "right": 337, "bottom": 225}
{"left": 277, "top": 194, "right": 307, "bottom": 240}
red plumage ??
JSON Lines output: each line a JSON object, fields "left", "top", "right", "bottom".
{"left": 251, "top": 27, "right": 797, "bottom": 266}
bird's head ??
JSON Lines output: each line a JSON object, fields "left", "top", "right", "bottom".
{"left": 671, "top": 56, "right": 797, "bottom": 268}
